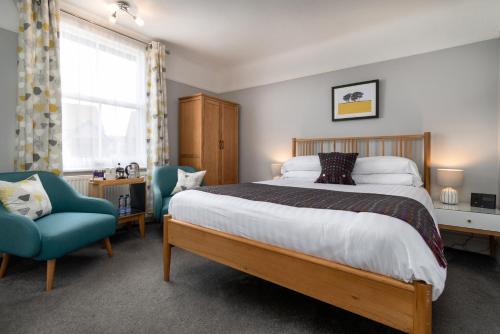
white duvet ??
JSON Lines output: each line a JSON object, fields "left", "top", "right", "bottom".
{"left": 169, "top": 178, "right": 446, "bottom": 300}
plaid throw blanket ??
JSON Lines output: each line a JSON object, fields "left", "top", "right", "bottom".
{"left": 197, "top": 183, "right": 447, "bottom": 268}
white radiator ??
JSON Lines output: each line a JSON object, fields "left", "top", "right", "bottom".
{"left": 64, "top": 175, "right": 129, "bottom": 207}
{"left": 64, "top": 175, "right": 92, "bottom": 195}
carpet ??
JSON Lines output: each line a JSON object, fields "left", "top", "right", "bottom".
{"left": 1, "top": 224, "right": 499, "bottom": 334}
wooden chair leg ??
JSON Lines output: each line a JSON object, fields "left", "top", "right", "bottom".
{"left": 46, "top": 260, "right": 56, "bottom": 292}
{"left": 138, "top": 215, "right": 145, "bottom": 239}
{"left": 0, "top": 253, "right": 10, "bottom": 278}
{"left": 163, "top": 215, "right": 172, "bottom": 282}
{"left": 103, "top": 238, "right": 113, "bottom": 257}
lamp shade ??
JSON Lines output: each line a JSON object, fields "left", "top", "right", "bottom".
{"left": 436, "top": 169, "right": 464, "bottom": 187}
{"left": 271, "top": 163, "right": 282, "bottom": 178}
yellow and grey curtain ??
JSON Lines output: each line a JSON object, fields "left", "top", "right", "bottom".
{"left": 15, "top": 0, "right": 62, "bottom": 175}
{"left": 145, "top": 41, "right": 169, "bottom": 211}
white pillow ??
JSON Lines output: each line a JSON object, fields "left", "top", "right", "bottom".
{"left": 281, "top": 155, "right": 320, "bottom": 174}
{"left": 353, "top": 174, "right": 423, "bottom": 187}
{"left": 282, "top": 171, "right": 320, "bottom": 181}
{"left": 282, "top": 171, "right": 422, "bottom": 187}
{"left": 171, "top": 169, "right": 206, "bottom": 195}
{"left": 281, "top": 155, "right": 422, "bottom": 185}
{"left": 281, "top": 155, "right": 420, "bottom": 174}
{"left": 0, "top": 174, "right": 52, "bottom": 220}
{"left": 352, "top": 156, "right": 420, "bottom": 176}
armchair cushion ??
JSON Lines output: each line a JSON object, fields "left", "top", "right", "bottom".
{"left": 0, "top": 174, "right": 52, "bottom": 220}
{"left": 152, "top": 166, "right": 198, "bottom": 222}
{"left": 171, "top": 169, "right": 206, "bottom": 195}
{"left": 34, "top": 212, "right": 116, "bottom": 260}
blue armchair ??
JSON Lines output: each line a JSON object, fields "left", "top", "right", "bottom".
{"left": 152, "top": 166, "right": 199, "bottom": 222}
{"left": 0, "top": 171, "right": 117, "bottom": 291}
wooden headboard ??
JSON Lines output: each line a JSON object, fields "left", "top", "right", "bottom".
{"left": 292, "top": 132, "right": 431, "bottom": 192}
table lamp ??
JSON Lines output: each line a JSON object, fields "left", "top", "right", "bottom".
{"left": 437, "top": 168, "right": 464, "bottom": 205}
{"left": 271, "top": 163, "right": 282, "bottom": 179}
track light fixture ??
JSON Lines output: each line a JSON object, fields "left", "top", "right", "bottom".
{"left": 109, "top": 1, "right": 144, "bottom": 26}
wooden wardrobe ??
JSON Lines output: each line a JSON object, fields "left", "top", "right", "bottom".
{"left": 179, "top": 93, "right": 239, "bottom": 185}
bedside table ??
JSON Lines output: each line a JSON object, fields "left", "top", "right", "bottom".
{"left": 434, "top": 201, "right": 500, "bottom": 257}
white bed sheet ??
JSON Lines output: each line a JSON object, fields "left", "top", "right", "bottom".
{"left": 169, "top": 178, "right": 446, "bottom": 300}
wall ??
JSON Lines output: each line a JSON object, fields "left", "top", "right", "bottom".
{"left": 498, "top": 39, "right": 500, "bottom": 209}
{"left": 222, "top": 39, "right": 500, "bottom": 204}
{"left": 497, "top": 39, "right": 500, "bottom": 261}
{"left": 221, "top": 39, "right": 500, "bottom": 258}
{"left": 0, "top": 28, "right": 17, "bottom": 172}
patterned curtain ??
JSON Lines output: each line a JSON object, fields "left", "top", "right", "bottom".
{"left": 145, "top": 41, "right": 169, "bottom": 212}
{"left": 15, "top": 0, "right": 62, "bottom": 175}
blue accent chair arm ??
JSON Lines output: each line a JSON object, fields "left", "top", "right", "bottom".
{"left": 0, "top": 206, "right": 41, "bottom": 258}
{"left": 63, "top": 195, "right": 118, "bottom": 218}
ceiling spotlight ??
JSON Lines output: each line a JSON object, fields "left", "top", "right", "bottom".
{"left": 108, "top": 1, "right": 144, "bottom": 27}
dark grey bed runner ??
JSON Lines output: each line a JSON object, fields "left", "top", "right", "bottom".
{"left": 197, "top": 183, "right": 447, "bottom": 268}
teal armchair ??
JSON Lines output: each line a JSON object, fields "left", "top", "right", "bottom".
{"left": 152, "top": 166, "right": 199, "bottom": 222}
{"left": 0, "top": 171, "right": 117, "bottom": 291}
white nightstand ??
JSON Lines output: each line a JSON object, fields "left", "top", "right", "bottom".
{"left": 434, "top": 201, "right": 500, "bottom": 257}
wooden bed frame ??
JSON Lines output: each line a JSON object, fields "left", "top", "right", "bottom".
{"left": 163, "top": 132, "right": 433, "bottom": 334}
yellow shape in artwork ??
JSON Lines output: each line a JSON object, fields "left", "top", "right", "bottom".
{"left": 338, "top": 101, "right": 372, "bottom": 115}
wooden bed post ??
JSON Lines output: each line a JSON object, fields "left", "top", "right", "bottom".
{"left": 163, "top": 214, "right": 172, "bottom": 282}
{"left": 423, "top": 132, "right": 431, "bottom": 193}
{"left": 413, "top": 281, "right": 432, "bottom": 334}
{"left": 292, "top": 138, "right": 297, "bottom": 157}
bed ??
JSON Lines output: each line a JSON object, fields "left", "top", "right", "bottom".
{"left": 163, "top": 132, "right": 440, "bottom": 334}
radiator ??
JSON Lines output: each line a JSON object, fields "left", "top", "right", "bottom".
{"left": 64, "top": 175, "right": 130, "bottom": 207}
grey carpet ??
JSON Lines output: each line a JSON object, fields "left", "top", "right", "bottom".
{"left": 1, "top": 224, "right": 499, "bottom": 334}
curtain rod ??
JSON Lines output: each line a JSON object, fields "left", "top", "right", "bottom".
{"left": 60, "top": 9, "right": 171, "bottom": 54}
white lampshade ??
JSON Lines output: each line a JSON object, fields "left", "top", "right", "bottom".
{"left": 271, "top": 163, "right": 282, "bottom": 178}
{"left": 436, "top": 169, "right": 464, "bottom": 187}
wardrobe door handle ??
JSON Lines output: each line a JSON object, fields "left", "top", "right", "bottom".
{"left": 221, "top": 140, "right": 224, "bottom": 150}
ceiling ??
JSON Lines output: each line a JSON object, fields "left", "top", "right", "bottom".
{"left": 1, "top": 0, "right": 499, "bottom": 92}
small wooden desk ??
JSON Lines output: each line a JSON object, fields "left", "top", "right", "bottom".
{"left": 89, "top": 177, "right": 146, "bottom": 239}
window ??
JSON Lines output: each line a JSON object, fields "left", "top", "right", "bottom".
{"left": 60, "top": 15, "right": 146, "bottom": 171}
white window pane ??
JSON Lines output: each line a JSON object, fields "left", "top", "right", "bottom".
{"left": 60, "top": 17, "right": 146, "bottom": 172}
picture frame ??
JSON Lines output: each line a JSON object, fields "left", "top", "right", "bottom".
{"left": 332, "top": 79, "right": 379, "bottom": 121}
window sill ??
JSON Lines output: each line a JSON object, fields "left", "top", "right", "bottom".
{"left": 63, "top": 168, "right": 147, "bottom": 176}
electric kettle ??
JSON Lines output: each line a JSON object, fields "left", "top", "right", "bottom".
{"left": 125, "top": 162, "right": 141, "bottom": 178}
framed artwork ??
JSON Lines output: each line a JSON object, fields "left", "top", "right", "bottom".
{"left": 332, "top": 79, "right": 379, "bottom": 121}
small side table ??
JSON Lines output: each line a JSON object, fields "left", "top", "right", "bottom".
{"left": 434, "top": 201, "right": 500, "bottom": 257}
{"left": 89, "top": 177, "right": 146, "bottom": 239}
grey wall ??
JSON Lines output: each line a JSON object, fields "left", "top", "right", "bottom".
{"left": 0, "top": 27, "right": 17, "bottom": 172}
{"left": 222, "top": 39, "right": 500, "bottom": 203}
{"left": 0, "top": 27, "right": 216, "bottom": 171}
{"left": 497, "top": 40, "right": 500, "bottom": 262}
